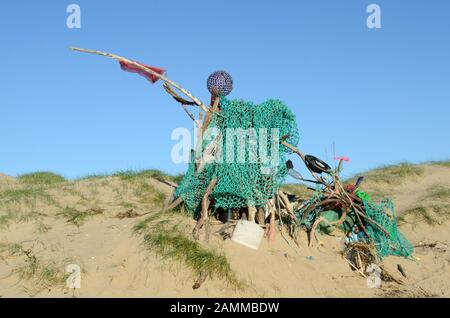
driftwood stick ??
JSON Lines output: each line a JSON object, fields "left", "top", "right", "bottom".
{"left": 196, "top": 134, "right": 221, "bottom": 174}
{"left": 300, "top": 198, "right": 340, "bottom": 223}
{"left": 182, "top": 104, "right": 200, "bottom": 128}
{"left": 194, "top": 98, "right": 221, "bottom": 173}
{"left": 202, "top": 97, "right": 220, "bottom": 134}
{"left": 355, "top": 251, "right": 362, "bottom": 269}
{"left": 166, "top": 196, "right": 183, "bottom": 211}
{"left": 281, "top": 141, "right": 306, "bottom": 160}
{"left": 277, "top": 190, "right": 293, "bottom": 214}
{"left": 309, "top": 216, "right": 325, "bottom": 247}
{"left": 268, "top": 199, "right": 277, "bottom": 243}
{"left": 164, "top": 180, "right": 178, "bottom": 189}
{"left": 192, "top": 271, "right": 208, "bottom": 290}
{"left": 308, "top": 207, "right": 348, "bottom": 247}
{"left": 344, "top": 258, "right": 368, "bottom": 279}
{"left": 203, "top": 178, "right": 218, "bottom": 242}
{"left": 193, "top": 178, "right": 218, "bottom": 240}
{"left": 247, "top": 206, "right": 257, "bottom": 223}
{"left": 162, "top": 81, "right": 200, "bottom": 128}
{"left": 351, "top": 204, "right": 370, "bottom": 237}
{"left": 197, "top": 110, "right": 203, "bottom": 141}
{"left": 70, "top": 47, "right": 209, "bottom": 113}
{"left": 333, "top": 181, "right": 372, "bottom": 237}
{"left": 337, "top": 159, "right": 344, "bottom": 174}
{"left": 353, "top": 205, "right": 391, "bottom": 237}
{"left": 162, "top": 81, "right": 196, "bottom": 106}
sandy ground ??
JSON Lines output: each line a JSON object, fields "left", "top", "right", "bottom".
{"left": 0, "top": 164, "right": 449, "bottom": 298}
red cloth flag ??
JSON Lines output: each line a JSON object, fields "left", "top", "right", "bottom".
{"left": 119, "top": 60, "right": 166, "bottom": 84}
{"left": 334, "top": 156, "right": 350, "bottom": 162}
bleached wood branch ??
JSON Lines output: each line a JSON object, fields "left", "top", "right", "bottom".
{"left": 70, "top": 47, "right": 209, "bottom": 113}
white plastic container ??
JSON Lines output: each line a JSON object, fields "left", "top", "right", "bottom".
{"left": 231, "top": 220, "right": 264, "bottom": 250}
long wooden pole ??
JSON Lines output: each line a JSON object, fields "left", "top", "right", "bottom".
{"left": 70, "top": 47, "right": 209, "bottom": 113}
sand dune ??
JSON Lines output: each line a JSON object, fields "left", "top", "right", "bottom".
{"left": 0, "top": 164, "right": 449, "bottom": 297}
{"left": 0, "top": 173, "right": 16, "bottom": 187}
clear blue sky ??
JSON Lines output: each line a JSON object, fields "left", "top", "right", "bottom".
{"left": 1, "top": 0, "right": 449, "bottom": 179}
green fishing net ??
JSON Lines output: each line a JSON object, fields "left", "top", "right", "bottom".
{"left": 357, "top": 193, "right": 414, "bottom": 258}
{"left": 296, "top": 189, "right": 413, "bottom": 259}
{"left": 175, "top": 97, "right": 300, "bottom": 216}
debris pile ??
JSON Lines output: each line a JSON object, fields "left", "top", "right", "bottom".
{"left": 72, "top": 47, "right": 414, "bottom": 286}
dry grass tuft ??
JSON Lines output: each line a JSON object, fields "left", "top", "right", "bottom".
{"left": 134, "top": 211, "right": 246, "bottom": 290}
{"left": 352, "top": 163, "right": 424, "bottom": 185}
{"left": 1, "top": 243, "right": 82, "bottom": 297}
{"left": 58, "top": 207, "right": 104, "bottom": 227}
{"left": 398, "top": 204, "right": 450, "bottom": 226}
{"left": 18, "top": 172, "right": 66, "bottom": 185}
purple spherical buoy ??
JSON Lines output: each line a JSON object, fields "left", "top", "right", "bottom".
{"left": 207, "top": 71, "right": 233, "bottom": 97}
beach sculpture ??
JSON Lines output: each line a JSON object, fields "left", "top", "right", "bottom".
{"left": 72, "top": 47, "right": 413, "bottom": 274}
